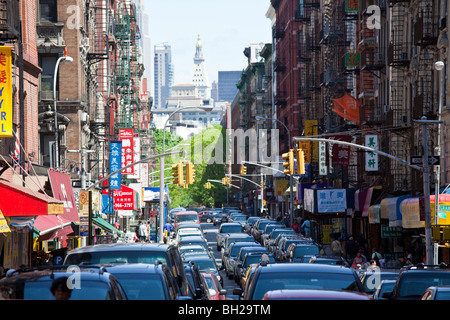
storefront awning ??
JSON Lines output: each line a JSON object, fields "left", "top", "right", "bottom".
{"left": 354, "top": 187, "right": 373, "bottom": 217}
{"left": 92, "top": 217, "right": 124, "bottom": 236}
{"left": 0, "top": 181, "right": 64, "bottom": 217}
{"left": 380, "top": 195, "right": 411, "bottom": 227}
{"left": 37, "top": 224, "right": 73, "bottom": 242}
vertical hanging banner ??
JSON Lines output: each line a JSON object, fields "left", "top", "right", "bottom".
{"left": 0, "top": 46, "right": 12, "bottom": 137}
{"left": 110, "top": 141, "right": 122, "bottom": 189}
{"left": 365, "top": 135, "right": 379, "bottom": 171}
{"left": 318, "top": 141, "right": 327, "bottom": 176}
{"left": 119, "top": 128, "right": 134, "bottom": 175}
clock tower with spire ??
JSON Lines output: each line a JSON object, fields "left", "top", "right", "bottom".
{"left": 191, "top": 34, "right": 211, "bottom": 99}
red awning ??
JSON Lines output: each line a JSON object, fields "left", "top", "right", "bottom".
{"left": 48, "top": 169, "right": 80, "bottom": 224}
{"left": 38, "top": 224, "right": 73, "bottom": 241}
{"left": 0, "top": 181, "right": 64, "bottom": 217}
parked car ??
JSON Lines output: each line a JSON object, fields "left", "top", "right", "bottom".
{"left": 0, "top": 266, "right": 127, "bottom": 300}
{"left": 260, "top": 224, "right": 286, "bottom": 246}
{"left": 221, "top": 233, "right": 255, "bottom": 263}
{"left": 216, "top": 222, "right": 245, "bottom": 251}
{"left": 63, "top": 243, "right": 190, "bottom": 297}
{"left": 286, "top": 243, "right": 320, "bottom": 262}
{"left": 179, "top": 245, "right": 210, "bottom": 258}
{"left": 272, "top": 235, "right": 313, "bottom": 261}
{"left": 262, "top": 289, "right": 372, "bottom": 300}
{"left": 244, "top": 217, "right": 261, "bottom": 233}
{"left": 234, "top": 263, "right": 365, "bottom": 300}
{"left": 420, "top": 286, "right": 450, "bottom": 300}
{"left": 183, "top": 254, "right": 225, "bottom": 286}
{"left": 174, "top": 211, "right": 200, "bottom": 229}
{"left": 202, "top": 273, "right": 227, "bottom": 300}
{"left": 223, "top": 242, "right": 261, "bottom": 279}
{"left": 300, "top": 255, "right": 349, "bottom": 267}
{"left": 184, "top": 261, "right": 209, "bottom": 300}
{"left": 383, "top": 264, "right": 450, "bottom": 300}
{"left": 359, "top": 269, "right": 400, "bottom": 295}
{"left": 251, "top": 219, "right": 277, "bottom": 243}
{"left": 235, "top": 252, "right": 276, "bottom": 286}
{"left": 103, "top": 263, "right": 190, "bottom": 300}
{"left": 373, "top": 279, "right": 397, "bottom": 300}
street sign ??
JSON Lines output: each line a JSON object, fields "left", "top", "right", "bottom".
{"left": 410, "top": 156, "right": 440, "bottom": 166}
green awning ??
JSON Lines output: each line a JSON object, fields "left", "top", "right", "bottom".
{"left": 92, "top": 218, "right": 124, "bottom": 236}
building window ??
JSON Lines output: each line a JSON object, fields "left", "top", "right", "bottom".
{"left": 39, "top": 0, "right": 58, "bottom": 23}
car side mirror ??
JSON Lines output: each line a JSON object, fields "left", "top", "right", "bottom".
{"left": 219, "top": 289, "right": 227, "bottom": 296}
{"left": 219, "top": 265, "right": 225, "bottom": 270}
{"left": 233, "top": 288, "right": 243, "bottom": 297}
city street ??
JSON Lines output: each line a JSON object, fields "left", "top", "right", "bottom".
{"left": 201, "top": 222, "right": 240, "bottom": 300}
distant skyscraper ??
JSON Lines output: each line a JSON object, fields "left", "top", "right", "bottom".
{"left": 154, "top": 43, "right": 174, "bottom": 108}
{"left": 191, "top": 35, "right": 210, "bottom": 99}
{"left": 211, "top": 81, "right": 218, "bottom": 101}
{"left": 218, "top": 70, "right": 242, "bottom": 102}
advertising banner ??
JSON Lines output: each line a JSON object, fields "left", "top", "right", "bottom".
{"left": 119, "top": 129, "right": 134, "bottom": 175}
{"left": 365, "top": 135, "right": 379, "bottom": 171}
{"left": 317, "top": 189, "right": 347, "bottom": 213}
{"left": 0, "top": 46, "right": 12, "bottom": 137}
{"left": 113, "top": 185, "right": 135, "bottom": 210}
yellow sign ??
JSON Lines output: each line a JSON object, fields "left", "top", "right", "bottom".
{"left": 0, "top": 46, "right": 12, "bottom": 137}
{"left": 304, "top": 120, "right": 318, "bottom": 162}
{"left": 0, "top": 210, "right": 11, "bottom": 233}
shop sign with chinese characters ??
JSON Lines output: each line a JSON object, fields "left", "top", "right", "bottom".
{"left": 319, "top": 141, "right": 327, "bottom": 176}
{"left": 0, "top": 47, "right": 12, "bottom": 137}
{"left": 119, "top": 128, "right": 134, "bottom": 175}
{"left": 365, "top": 135, "right": 379, "bottom": 171}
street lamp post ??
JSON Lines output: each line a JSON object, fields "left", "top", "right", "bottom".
{"left": 158, "top": 106, "right": 213, "bottom": 243}
{"left": 256, "top": 116, "right": 294, "bottom": 226}
{"left": 434, "top": 60, "right": 445, "bottom": 264}
{"left": 53, "top": 55, "right": 73, "bottom": 169}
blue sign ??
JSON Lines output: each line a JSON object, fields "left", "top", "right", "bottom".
{"left": 294, "top": 159, "right": 310, "bottom": 178}
{"left": 110, "top": 141, "right": 122, "bottom": 189}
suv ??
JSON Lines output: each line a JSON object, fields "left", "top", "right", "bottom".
{"left": 63, "top": 243, "right": 189, "bottom": 296}
{"left": 382, "top": 264, "right": 450, "bottom": 300}
{"left": 216, "top": 222, "right": 245, "bottom": 251}
{"left": 0, "top": 266, "right": 127, "bottom": 300}
{"left": 103, "top": 263, "right": 190, "bottom": 300}
{"left": 286, "top": 243, "right": 320, "bottom": 262}
{"left": 234, "top": 263, "right": 364, "bottom": 300}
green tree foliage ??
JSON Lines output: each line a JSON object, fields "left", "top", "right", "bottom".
{"left": 167, "top": 125, "right": 227, "bottom": 209}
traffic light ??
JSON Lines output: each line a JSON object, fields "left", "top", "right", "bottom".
{"left": 222, "top": 177, "right": 230, "bottom": 185}
{"left": 260, "top": 180, "right": 264, "bottom": 188}
{"left": 282, "top": 149, "right": 294, "bottom": 175}
{"left": 186, "top": 162, "right": 195, "bottom": 185}
{"left": 240, "top": 165, "right": 247, "bottom": 175}
{"left": 172, "top": 162, "right": 183, "bottom": 186}
{"left": 295, "top": 148, "right": 306, "bottom": 175}
{"left": 205, "top": 182, "right": 211, "bottom": 189}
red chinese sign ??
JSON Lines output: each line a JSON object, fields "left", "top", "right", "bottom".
{"left": 119, "top": 128, "right": 134, "bottom": 175}
{"left": 325, "top": 135, "right": 352, "bottom": 166}
{"left": 113, "top": 185, "right": 135, "bottom": 210}
{"left": 345, "top": 0, "right": 359, "bottom": 12}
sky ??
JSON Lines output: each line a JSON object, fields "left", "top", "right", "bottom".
{"left": 144, "top": 0, "right": 273, "bottom": 87}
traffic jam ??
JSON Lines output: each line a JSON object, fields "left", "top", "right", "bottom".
{"left": 2, "top": 207, "right": 450, "bottom": 301}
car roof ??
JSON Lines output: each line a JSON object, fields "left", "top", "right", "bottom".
{"left": 263, "top": 289, "right": 371, "bottom": 300}
{"left": 226, "top": 233, "right": 253, "bottom": 239}
{"left": 0, "top": 267, "right": 112, "bottom": 283}
{"left": 179, "top": 236, "right": 206, "bottom": 242}
{"left": 66, "top": 243, "right": 172, "bottom": 255}
{"left": 176, "top": 211, "right": 198, "bottom": 215}
{"left": 102, "top": 263, "right": 165, "bottom": 274}
{"left": 257, "top": 263, "right": 354, "bottom": 274}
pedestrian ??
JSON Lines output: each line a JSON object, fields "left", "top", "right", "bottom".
{"left": 50, "top": 277, "right": 72, "bottom": 300}
{"left": 301, "top": 218, "right": 311, "bottom": 237}
{"left": 276, "top": 212, "right": 283, "bottom": 222}
{"left": 138, "top": 221, "right": 147, "bottom": 242}
{"left": 351, "top": 251, "right": 364, "bottom": 269}
{"left": 292, "top": 219, "right": 300, "bottom": 233}
{"left": 331, "top": 237, "right": 343, "bottom": 257}
{"left": 345, "top": 236, "right": 358, "bottom": 261}
{"left": 405, "top": 250, "right": 413, "bottom": 263}
{"left": 163, "top": 220, "right": 173, "bottom": 243}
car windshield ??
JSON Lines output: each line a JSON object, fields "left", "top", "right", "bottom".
{"left": 399, "top": 272, "right": 450, "bottom": 298}
{"left": 272, "top": 230, "right": 294, "bottom": 238}
{"left": 65, "top": 251, "right": 168, "bottom": 265}
{"left": 258, "top": 221, "right": 275, "bottom": 230}
{"left": 176, "top": 214, "right": 198, "bottom": 223}
{"left": 220, "top": 225, "right": 243, "bottom": 233}
{"left": 23, "top": 280, "right": 112, "bottom": 300}
{"left": 111, "top": 274, "right": 167, "bottom": 300}
{"left": 191, "top": 259, "right": 217, "bottom": 273}
{"left": 244, "top": 255, "right": 275, "bottom": 267}
{"left": 230, "top": 244, "right": 258, "bottom": 257}
{"left": 293, "top": 246, "right": 319, "bottom": 258}
{"left": 180, "top": 241, "right": 207, "bottom": 249}
{"left": 179, "top": 247, "right": 206, "bottom": 255}
{"left": 234, "top": 216, "right": 247, "bottom": 222}
{"left": 252, "top": 272, "right": 361, "bottom": 300}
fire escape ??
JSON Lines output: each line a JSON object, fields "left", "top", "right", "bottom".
{"left": 386, "top": 0, "right": 411, "bottom": 191}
